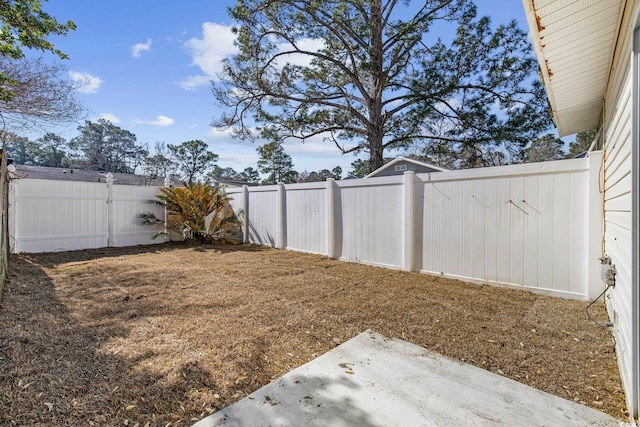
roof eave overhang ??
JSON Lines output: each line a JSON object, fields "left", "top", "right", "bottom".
{"left": 521, "top": 0, "right": 625, "bottom": 136}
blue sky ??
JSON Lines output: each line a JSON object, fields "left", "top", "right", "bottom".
{"left": 34, "top": 0, "right": 534, "bottom": 176}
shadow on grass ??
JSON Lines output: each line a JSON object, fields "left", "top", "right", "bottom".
{"left": 1, "top": 241, "right": 628, "bottom": 424}
{"left": 17, "top": 241, "right": 271, "bottom": 268}
{"left": 2, "top": 251, "right": 375, "bottom": 426}
{"left": 0, "top": 256, "right": 229, "bottom": 426}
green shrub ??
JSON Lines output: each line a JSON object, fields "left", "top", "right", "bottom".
{"left": 141, "top": 183, "right": 242, "bottom": 244}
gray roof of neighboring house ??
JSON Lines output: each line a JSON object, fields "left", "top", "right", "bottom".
{"left": 216, "top": 179, "right": 261, "bottom": 187}
{"left": 364, "top": 157, "right": 448, "bottom": 178}
{"left": 10, "top": 165, "right": 167, "bottom": 186}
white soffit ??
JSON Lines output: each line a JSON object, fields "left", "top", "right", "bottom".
{"left": 522, "top": 0, "right": 625, "bottom": 136}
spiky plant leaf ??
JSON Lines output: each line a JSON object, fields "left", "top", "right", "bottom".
{"left": 140, "top": 183, "right": 242, "bottom": 243}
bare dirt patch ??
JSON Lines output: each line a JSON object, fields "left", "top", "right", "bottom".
{"left": 0, "top": 243, "right": 628, "bottom": 426}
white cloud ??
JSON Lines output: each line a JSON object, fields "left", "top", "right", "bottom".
{"left": 91, "top": 113, "right": 121, "bottom": 123}
{"left": 200, "top": 127, "right": 362, "bottom": 173}
{"left": 69, "top": 71, "right": 104, "bottom": 94}
{"left": 149, "top": 115, "right": 175, "bottom": 126}
{"left": 178, "top": 75, "right": 212, "bottom": 91}
{"left": 131, "top": 38, "right": 152, "bottom": 58}
{"left": 276, "top": 38, "right": 325, "bottom": 67}
{"left": 134, "top": 115, "right": 175, "bottom": 127}
{"left": 205, "top": 127, "right": 257, "bottom": 148}
{"left": 181, "top": 22, "right": 237, "bottom": 89}
{"left": 291, "top": 143, "right": 337, "bottom": 156}
{"left": 180, "top": 24, "right": 323, "bottom": 90}
{"left": 218, "top": 153, "right": 259, "bottom": 165}
{"left": 266, "top": 131, "right": 353, "bottom": 158}
{"left": 207, "top": 127, "right": 234, "bottom": 139}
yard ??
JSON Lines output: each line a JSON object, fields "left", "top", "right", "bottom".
{"left": 0, "top": 242, "right": 628, "bottom": 426}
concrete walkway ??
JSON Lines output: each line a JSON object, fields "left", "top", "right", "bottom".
{"left": 192, "top": 330, "right": 625, "bottom": 427}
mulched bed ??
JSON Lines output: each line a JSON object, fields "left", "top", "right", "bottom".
{"left": 0, "top": 242, "right": 628, "bottom": 426}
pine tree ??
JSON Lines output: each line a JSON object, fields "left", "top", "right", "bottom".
{"left": 257, "top": 142, "right": 297, "bottom": 184}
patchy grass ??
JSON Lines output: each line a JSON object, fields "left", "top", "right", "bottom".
{"left": 0, "top": 243, "right": 628, "bottom": 426}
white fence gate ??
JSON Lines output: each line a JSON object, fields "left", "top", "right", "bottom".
{"left": 227, "top": 154, "right": 604, "bottom": 301}
{"left": 9, "top": 176, "right": 165, "bottom": 253}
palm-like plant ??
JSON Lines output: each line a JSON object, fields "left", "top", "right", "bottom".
{"left": 141, "top": 183, "right": 242, "bottom": 243}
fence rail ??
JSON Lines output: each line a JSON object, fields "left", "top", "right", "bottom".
{"left": 227, "top": 155, "right": 604, "bottom": 301}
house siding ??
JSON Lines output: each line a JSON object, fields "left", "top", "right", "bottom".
{"left": 602, "top": 0, "right": 638, "bottom": 417}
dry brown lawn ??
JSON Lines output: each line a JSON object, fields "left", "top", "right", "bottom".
{"left": 0, "top": 242, "right": 628, "bottom": 426}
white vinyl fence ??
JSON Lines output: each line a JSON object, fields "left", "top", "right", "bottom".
{"left": 9, "top": 175, "right": 165, "bottom": 253}
{"left": 227, "top": 154, "right": 604, "bottom": 301}
{"left": 8, "top": 155, "right": 604, "bottom": 301}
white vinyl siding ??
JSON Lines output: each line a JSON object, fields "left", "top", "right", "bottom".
{"left": 601, "top": 1, "right": 638, "bottom": 416}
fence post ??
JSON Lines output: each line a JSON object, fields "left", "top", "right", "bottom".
{"left": 326, "top": 178, "right": 336, "bottom": 258}
{"left": 106, "top": 173, "right": 114, "bottom": 247}
{"left": 277, "top": 183, "right": 287, "bottom": 249}
{"left": 403, "top": 171, "right": 415, "bottom": 271}
{"left": 8, "top": 168, "right": 16, "bottom": 254}
{"left": 163, "top": 176, "right": 171, "bottom": 242}
{"left": 0, "top": 155, "right": 8, "bottom": 286}
{"left": 242, "top": 185, "right": 249, "bottom": 244}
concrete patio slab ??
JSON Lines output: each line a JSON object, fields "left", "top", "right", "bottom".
{"left": 192, "top": 330, "right": 625, "bottom": 427}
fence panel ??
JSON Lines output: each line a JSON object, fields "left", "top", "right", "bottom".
{"left": 10, "top": 179, "right": 165, "bottom": 253}
{"left": 335, "top": 178, "right": 404, "bottom": 268}
{"left": 285, "top": 183, "right": 327, "bottom": 254}
{"left": 225, "top": 187, "right": 244, "bottom": 216}
{"left": 246, "top": 187, "right": 281, "bottom": 247}
{"left": 11, "top": 179, "right": 109, "bottom": 252}
{"left": 112, "top": 185, "right": 165, "bottom": 247}
{"left": 235, "top": 158, "right": 598, "bottom": 300}
{"left": 416, "top": 161, "right": 590, "bottom": 299}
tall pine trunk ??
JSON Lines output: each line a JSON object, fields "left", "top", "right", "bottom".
{"left": 368, "top": 0, "right": 385, "bottom": 172}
